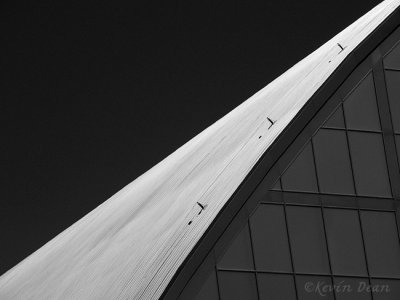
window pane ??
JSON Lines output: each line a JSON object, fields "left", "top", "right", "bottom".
{"left": 217, "top": 223, "right": 254, "bottom": 269}
{"left": 370, "top": 279, "right": 400, "bottom": 300}
{"left": 333, "top": 277, "right": 371, "bottom": 300}
{"left": 313, "top": 129, "right": 355, "bottom": 195}
{"left": 386, "top": 70, "right": 400, "bottom": 133}
{"left": 361, "top": 211, "right": 400, "bottom": 277}
{"left": 384, "top": 42, "right": 400, "bottom": 70}
{"left": 250, "top": 204, "right": 291, "bottom": 272}
{"left": 323, "top": 105, "right": 345, "bottom": 129}
{"left": 271, "top": 179, "right": 282, "bottom": 191}
{"left": 218, "top": 271, "right": 258, "bottom": 300}
{"left": 348, "top": 132, "right": 391, "bottom": 197}
{"left": 257, "top": 273, "right": 296, "bottom": 300}
{"left": 324, "top": 208, "right": 367, "bottom": 276}
{"left": 343, "top": 73, "right": 381, "bottom": 131}
{"left": 286, "top": 206, "right": 330, "bottom": 274}
{"left": 281, "top": 142, "right": 318, "bottom": 193}
{"left": 396, "top": 135, "right": 400, "bottom": 168}
{"left": 266, "top": 191, "right": 284, "bottom": 203}
{"left": 178, "top": 269, "right": 219, "bottom": 300}
{"left": 296, "top": 275, "right": 334, "bottom": 300}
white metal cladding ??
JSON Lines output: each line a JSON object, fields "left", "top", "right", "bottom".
{"left": 0, "top": 1, "right": 399, "bottom": 299}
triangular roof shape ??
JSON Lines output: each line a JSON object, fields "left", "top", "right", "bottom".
{"left": 1, "top": 1, "right": 400, "bottom": 299}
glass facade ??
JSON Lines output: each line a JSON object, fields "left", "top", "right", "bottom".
{"left": 176, "top": 27, "right": 400, "bottom": 300}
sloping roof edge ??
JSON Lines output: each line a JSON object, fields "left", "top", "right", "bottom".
{"left": 163, "top": 2, "right": 400, "bottom": 299}
{"left": 1, "top": 1, "right": 400, "bottom": 299}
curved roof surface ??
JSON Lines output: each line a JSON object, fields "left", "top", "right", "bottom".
{"left": 1, "top": 0, "right": 399, "bottom": 299}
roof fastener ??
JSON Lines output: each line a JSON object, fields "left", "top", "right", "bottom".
{"left": 197, "top": 202, "right": 207, "bottom": 215}
{"left": 267, "top": 117, "right": 276, "bottom": 129}
{"left": 337, "top": 43, "right": 345, "bottom": 52}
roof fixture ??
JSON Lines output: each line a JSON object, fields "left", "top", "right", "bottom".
{"left": 337, "top": 42, "right": 345, "bottom": 51}
{"left": 196, "top": 202, "right": 207, "bottom": 215}
{"left": 267, "top": 117, "right": 276, "bottom": 129}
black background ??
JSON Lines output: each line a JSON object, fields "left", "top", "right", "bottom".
{"left": 0, "top": 0, "right": 382, "bottom": 275}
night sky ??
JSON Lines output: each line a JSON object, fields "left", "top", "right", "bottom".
{"left": 1, "top": 0, "right": 382, "bottom": 275}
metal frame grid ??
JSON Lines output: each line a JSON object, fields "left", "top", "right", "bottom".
{"left": 216, "top": 199, "right": 400, "bottom": 300}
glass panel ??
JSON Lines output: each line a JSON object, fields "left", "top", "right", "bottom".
{"left": 281, "top": 142, "right": 318, "bottom": 193}
{"left": 271, "top": 179, "right": 282, "bottom": 191}
{"left": 217, "top": 223, "right": 254, "bottom": 269}
{"left": 370, "top": 279, "right": 400, "bottom": 300}
{"left": 323, "top": 105, "right": 346, "bottom": 128}
{"left": 385, "top": 70, "right": 400, "bottom": 133}
{"left": 257, "top": 273, "right": 296, "bottom": 300}
{"left": 324, "top": 208, "right": 367, "bottom": 276}
{"left": 343, "top": 73, "right": 381, "bottom": 131}
{"left": 178, "top": 269, "right": 219, "bottom": 300}
{"left": 396, "top": 135, "right": 400, "bottom": 168}
{"left": 266, "top": 191, "right": 284, "bottom": 203}
{"left": 348, "top": 132, "right": 391, "bottom": 197}
{"left": 296, "top": 275, "right": 334, "bottom": 300}
{"left": 286, "top": 206, "right": 330, "bottom": 274}
{"left": 218, "top": 271, "right": 258, "bottom": 300}
{"left": 384, "top": 42, "right": 400, "bottom": 70}
{"left": 360, "top": 211, "right": 400, "bottom": 278}
{"left": 333, "top": 277, "right": 371, "bottom": 300}
{"left": 250, "top": 204, "right": 292, "bottom": 272}
{"left": 313, "top": 129, "right": 355, "bottom": 195}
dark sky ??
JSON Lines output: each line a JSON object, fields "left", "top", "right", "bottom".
{"left": 1, "top": 0, "right": 382, "bottom": 275}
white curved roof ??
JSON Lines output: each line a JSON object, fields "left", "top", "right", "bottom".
{"left": 1, "top": 1, "right": 399, "bottom": 299}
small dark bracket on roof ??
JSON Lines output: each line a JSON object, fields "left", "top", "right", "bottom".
{"left": 188, "top": 203, "right": 208, "bottom": 225}
{"left": 197, "top": 202, "right": 207, "bottom": 215}
{"left": 267, "top": 117, "right": 276, "bottom": 129}
{"left": 329, "top": 43, "right": 346, "bottom": 63}
{"left": 337, "top": 43, "right": 345, "bottom": 52}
